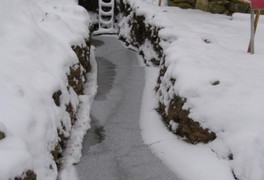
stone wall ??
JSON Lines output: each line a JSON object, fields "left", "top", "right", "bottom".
{"left": 51, "top": 38, "right": 92, "bottom": 171}
{"left": 13, "top": 37, "right": 92, "bottom": 180}
{"left": 117, "top": 1, "right": 216, "bottom": 144}
{"left": 168, "top": 0, "right": 250, "bottom": 14}
{"left": 79, "top": 0, "right": 250, "bottom": 15}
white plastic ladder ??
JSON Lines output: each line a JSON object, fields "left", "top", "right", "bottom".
{"left": 95, "top": 0, "right": 116, "bottom": 34}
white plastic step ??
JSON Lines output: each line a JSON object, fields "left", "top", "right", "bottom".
{"left": 100, "top": 1, "right": 113, "bottom": 7}
{"left": 94, "top": 0, "right": 117, "bottom": 35}
{"left": 100, "top": 9, "right": 113, "bottom": 16}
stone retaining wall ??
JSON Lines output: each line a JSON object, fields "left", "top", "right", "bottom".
{"left": 81, "top": 0, "right": 251, "bottom": 15}
{"left": 117, "top": 0, "right": 216, "bottom": 144}
{"left": 11, "top": 35, "right": 92, "bottom": 180}
{"left": 168, "top": 0, "right": 250, "bottom": 14}
{"left": 51, "top": 38, "right": 92, "bottom": 171}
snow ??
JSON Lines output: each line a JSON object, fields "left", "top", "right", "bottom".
{"left": 140, "top": 68, "right": 235, "bottom": 180}
{"left": 119, "top": 1, "right": 264, "bottom": 180}
{"left": 59, "top": 46, "right": 98, "bottom": 180}
{"left": 2, "top": 0, "right": 264, "bottom": 179}
{"left": 0, "top": 0, "right": 91, "bottom": 179}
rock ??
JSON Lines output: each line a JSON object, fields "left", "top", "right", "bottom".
{"left": 130, "top": 15, "right": 147, "bottom": 47}
{"left": 0, "top": 131, "right": 5, "bottom": 140}
{"left": 208, "top": 3, "right": 226, "bottom": 13}
{"left": 174, "top": 0, "right": 196, "bottom": 5}
{"left": 170, "top": 0, "right": 250, "bottom": 14}
{"left": 67, "top": 64, "right": 85, "bottom": 95}
{"left": 124, "top": 14, "right": 163, "bottom": 66}
{"left": 223, "top": 9, "right": 231, "bottom": 15}
{"left": 72, "top": 43, "right": 91, "bottom": 73}
{"left": 229, "top": 2, "right": 250, "bottom": 13}
{"left": 22, "top": 170, "right": 37, "bottom": 180}
{"left": 52, "top": 90, "right": 62, "bottom": 106}
{"left": 169, "top": 0, "right": 195, "bottom": 8}
{"left": 195, "top": 0, "right": 209, "bottom": 11}
{"left": 176, "top": 119, "right": 216, "bottom": 144}
{"left": 14, "top": 170, "right": 37, "bottom": 180}
{"left": 168, "top": 0, "right": 179, "bottom": 6}
{"left": 212, "top": 0, "right": 230, "bottom": 5}
{"left": 173, "top": 0, "right": 188, "bottom": 3}
{"left": 157, "top": 94, "right": 216, "bottom": 144}
{"left": 66, "top": 103, "right": 77, "bottom": 125}
{"left": 176, "top": 2, "right": 195, "bottom": 8}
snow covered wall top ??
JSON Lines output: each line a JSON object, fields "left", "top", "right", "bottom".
{"left": 0, "top": 0, "right": 91, "bottom": 179}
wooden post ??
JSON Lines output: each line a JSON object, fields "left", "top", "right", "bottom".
{"left": 248, "top": 10, "right": 261, "bottom": 53}
{"left": 158, "top": 0, "right": 162, "bottom": 6}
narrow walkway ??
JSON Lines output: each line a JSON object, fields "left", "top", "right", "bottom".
{"left": 75, "top": 36, "right": 177, "bottom": 180}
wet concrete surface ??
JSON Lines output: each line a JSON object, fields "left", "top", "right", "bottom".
{"left": 75, "top": 35, "right": 178, "bottom": 180}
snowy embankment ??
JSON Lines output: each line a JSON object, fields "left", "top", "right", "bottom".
{"left": 0, "top": 0, "right": 94, "bottom": 179}
{"left": 118, "top": 1, "right": 264, "bottom": 180}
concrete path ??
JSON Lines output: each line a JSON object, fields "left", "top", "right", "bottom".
{"left": 75, "top": 35, "right": 178, "bottom": 180}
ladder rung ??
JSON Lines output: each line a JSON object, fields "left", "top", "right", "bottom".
{"left": 101, "top": 11, "right": 112, "bottom": 16}
{"left": 98, "top": 27, "right": 113, "bottom": 30}
{"left": 98, "top": 0, "right": 115, "bottom": 34}
{"left": 99, "top": 1, "right": 113, "bottom": 7}
{"left": 99, "top": 18, "right": 113, "bottom": 25}
{"left": 99, "top": 23, "right": 113, "bottom": 29}
{"left": 100, "top": 9, "right": 113, "bottom": 15}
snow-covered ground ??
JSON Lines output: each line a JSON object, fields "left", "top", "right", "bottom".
{"left": 2, "top": 0, "right": 264, "bottom": 179}
{"left": 0, "top": 0, "right": 92, "bottom": 179}
{"left": 120, "top": 1, "right": 264, "bottom": 180}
